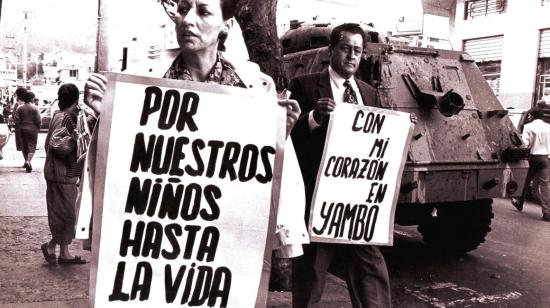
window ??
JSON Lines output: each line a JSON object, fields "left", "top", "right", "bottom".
{"left": 536, "top": 57, "right": 550, "bottom": 103}
{"left": 310, "top": 36, "right": 328, "bottom": 48}
{"left": 69, "top": 69, "right": 78, "bottom": 77}
{"left": 477, "top": 61, "right": 501, "bottom": 95}
{"left": 536, "top": 29, "right": 550, "bottom": 103}
{"left": 464, "top": 36, "right": 504, "bottom": 95}
{"left": 464, "top": 0, "right": 507, "bottom": 20}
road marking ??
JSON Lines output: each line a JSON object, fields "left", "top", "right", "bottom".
{"left": 405, "top": 282, "right": 522, "bottom": 307}
{"left": 393, "top": 230, "right": 414, "bottom": 238}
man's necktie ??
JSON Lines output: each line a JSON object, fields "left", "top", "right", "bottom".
{"left": 343, "top": 79, "right": 358, "bottom": 104}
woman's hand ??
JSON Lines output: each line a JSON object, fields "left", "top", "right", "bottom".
{"left": 278, "top": 99, "right": 301, "bottom": 138}
{"left": 410, "top": 112, "right": 418, "bottom": 125}
{"left": 84, "top": 73, "right": 108, "bottom": 115}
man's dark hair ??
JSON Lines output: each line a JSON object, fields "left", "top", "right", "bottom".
{"left": 57, "top": 83, "right": 80, "bottom": 110}
{"left": 329, "top": 23, "right": 367, "bottom": 50}
{"left": 20, "top": 91, "right": 35, "bottom": 103}
{"left": 15, "top": 87, "right": 27, "bottom": 98}
{"left": 531, "top": 107, "right": 544, "bottom": 120}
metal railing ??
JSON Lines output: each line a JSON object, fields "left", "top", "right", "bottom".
{"left": 464, "top": 0, "right": 507, "bottom": 19}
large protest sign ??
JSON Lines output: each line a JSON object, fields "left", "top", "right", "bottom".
{"left": 89, "top": 73, "right": 285, "bottom": 308}
{"left": 309, "top": 104, "right": 414, "bottom": 245}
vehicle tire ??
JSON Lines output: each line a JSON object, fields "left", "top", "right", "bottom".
{"left": 417, "top": 199, "right": 494, "bottom": 254}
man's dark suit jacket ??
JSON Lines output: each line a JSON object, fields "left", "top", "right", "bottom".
{"left": 289, "top": 68, "right": 379, "bottom": 220}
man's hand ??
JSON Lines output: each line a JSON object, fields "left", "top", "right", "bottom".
{"left": 313, "top": 98, "right": 336, "bottom": 125}
{"left": 84, "top": 73, "right": 108, "bottom": 115}
{"left": 278, "top": 99, "right": 301, "bottom": 138}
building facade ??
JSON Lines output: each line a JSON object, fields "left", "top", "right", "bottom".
{"left": 452, "top": 0, "right": 550, "bottom": 109}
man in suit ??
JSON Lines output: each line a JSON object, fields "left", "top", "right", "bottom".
{"left": 289, "top": 23, "right": 391, "bottom": 308}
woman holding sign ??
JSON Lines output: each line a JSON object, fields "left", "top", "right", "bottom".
{"left": 83, "top": 0, "right": 308, "bottom": 264}
{"left": 85, "top": 0, "right": 300, "bottom": 134}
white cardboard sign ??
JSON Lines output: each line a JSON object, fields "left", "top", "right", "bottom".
{"left": 309, "top": 104, "right": 414, "bottom": 245}
{"left": 90, "top": 73, "right": 284, "bottom": 308}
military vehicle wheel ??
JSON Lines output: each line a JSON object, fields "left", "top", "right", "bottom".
{"left": 417, "top": 199, "right": 494, "bottom": 254}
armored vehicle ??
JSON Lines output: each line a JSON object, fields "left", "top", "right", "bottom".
{"left": 281, "top": 23, "right": 529, "bottom": 254}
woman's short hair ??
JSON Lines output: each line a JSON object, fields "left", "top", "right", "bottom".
{"left": 15, "top": 87, "right": 27, "bottom": 98}
{"left": 57, "top": 83, "right": 80, "bottom": 110}
{"left": 531, "top": 107, "right": 544, "bottom": 120}
{"left": 220, "top": 0, "right": 236, "bottom": 20}
{"left": 20, "top": 91, "right": 35, "bottom": 103}
{"left": 329, "top": 23, "right": 367, "bottom": 50}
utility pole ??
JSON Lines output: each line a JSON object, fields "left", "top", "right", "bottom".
{"left": 22, "top": 11, "right": 29, "bottom": 87}
{"left": 95, "top": 0, "right": 109, "bottom": 72}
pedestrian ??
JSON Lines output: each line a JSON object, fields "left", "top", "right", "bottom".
{"left": 3, "top": 100, "right": 14, "bottom": 132}
{"left": 13, "top": 90, "right": 41, "bottom": 172}
{"left": 0, "top": 108, "right": 9, "bottom": 160}
{"left": 41, "top": 83, "right": 87, "bottom": 265}
{"left": 512, "top": 107, "right": 550, "bottom": 221}
{"left": 289, "top": 23, "right": 393, "bottom": 307}
{"left": 12, "top": 87, "right": 27, "bottom": 159}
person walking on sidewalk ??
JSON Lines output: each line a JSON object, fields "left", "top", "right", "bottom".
{"left": 13, "top": 90, "right": 41, "bottom": 172}
{"left": 41, "top": 84, "right": 86, "bottom": 265}
{"left": 512, "top": 107, "right": 550, "bottom": 222}
{"left": 12, "top": 88, "right": 27, "bottom": 160}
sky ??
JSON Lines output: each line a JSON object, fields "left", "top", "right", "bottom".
{"left": 0, "top": 0, "right": 427, "bottom": 54}
{"left": 276, "top": 0, "right": 424, "bottom": 35}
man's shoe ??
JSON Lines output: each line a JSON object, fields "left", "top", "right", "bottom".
{"left": 542, "top": 215, "right": 550, "bottom": 222}
{"left": 511, "top": 198, "right": 523, "bottom": 211}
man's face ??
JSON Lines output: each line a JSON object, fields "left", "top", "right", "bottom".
{"left": 329, "top": 31, "right": 363, "bottom": 79}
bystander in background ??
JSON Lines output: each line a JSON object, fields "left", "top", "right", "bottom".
{"left": 13, "top": 91, "right": 41, "bottom": 172}
{"left": 12, "top": 87, "right": 27, "bottom": 161}
{"left": 41, "top": 83, "right": 87, "bottom": 265}
{"left": 512, "top": 107, "right": 550, "bottom": 222}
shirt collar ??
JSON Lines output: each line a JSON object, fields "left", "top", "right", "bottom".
{"left": 328, "top": 65, "right": 356, "bottom": 90}
{"left": 163, "top": 51, "right": 245, "bottom": 88}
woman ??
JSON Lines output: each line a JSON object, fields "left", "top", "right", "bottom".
{"left": 12, "top": 87, "right": 27, "bottom": 153}
{"left": 85, "top": 0, "right": 307, "bottom": 251}
{"left": 13, "top": 90, "right": 41, "bottom": 172}
{"left": 41, "top": 83, "right": 86, "bottom": 265}
{"left": 86, "top": 0, "right": 299, "bottom": 131}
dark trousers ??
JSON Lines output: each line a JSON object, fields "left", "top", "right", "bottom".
{"left": 292, "top": 243, "right": 391, "bottom": 308}
{"left": 519, "top": 155, "right": 550, "bottom": 217}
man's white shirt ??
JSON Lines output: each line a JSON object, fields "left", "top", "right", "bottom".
{"left": 522, "top": 119, "right": 550, "bottom": 155}
{"left": 308, "top": 66, "right": 363, "bottom": 130}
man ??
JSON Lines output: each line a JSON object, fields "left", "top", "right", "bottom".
{"left": 289, "top": 23, "right": 391, "bottom": 307}
{"left": 512, "top": 107, "right": 550, "bottom": 221}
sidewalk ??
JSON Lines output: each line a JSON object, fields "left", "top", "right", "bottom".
{"left": 0, "top": 133, "right": 352, "bottom": 308}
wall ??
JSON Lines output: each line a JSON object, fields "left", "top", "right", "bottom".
{"left": 453, "top": 0, "right": 550, "bottom": 109}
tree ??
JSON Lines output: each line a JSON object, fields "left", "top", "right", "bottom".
{"left": 157, "top": 0, "right": 285, "bottom": 90}
{"left": 234, "top": 0, "right": 286, "bottom": 91}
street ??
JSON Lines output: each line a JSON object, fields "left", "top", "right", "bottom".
{"left": 0, "top": 133, "right": 549, "bottom": 307}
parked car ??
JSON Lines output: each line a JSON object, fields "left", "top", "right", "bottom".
{"left": 39, "top": 100, "right": 59, "bottom": 131}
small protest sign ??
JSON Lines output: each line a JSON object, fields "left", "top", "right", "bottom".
{"left": 89, "top": 73, "right": 285, "bottom": 307}
{"left": 308, "top": 104, "right": 414, "bottom": 245}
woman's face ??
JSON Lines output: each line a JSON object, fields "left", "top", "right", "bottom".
{"left": 175, "top": 0, "right": 226, "bottom": 54}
